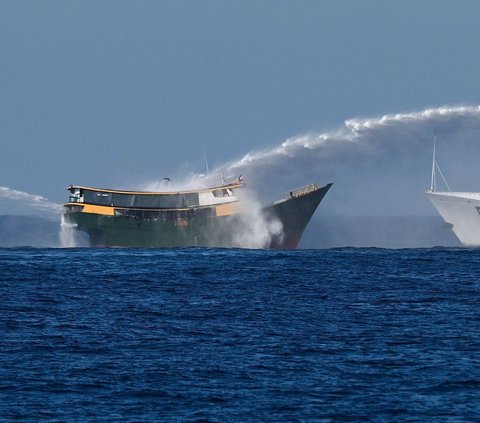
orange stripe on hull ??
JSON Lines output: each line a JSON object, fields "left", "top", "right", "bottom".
{"left": 216, "top": 203, "right": 241, "bottom": 217}
{"left": 82, "top": 204, "right": 115, "bottom": 216}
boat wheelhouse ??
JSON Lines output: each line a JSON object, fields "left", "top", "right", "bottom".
{"left": 66, "top": 182, "right": 244, "bottom": 216}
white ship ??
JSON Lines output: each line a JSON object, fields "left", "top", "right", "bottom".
{"left": 425, "top": 137, "right": 480, "bottom": 246}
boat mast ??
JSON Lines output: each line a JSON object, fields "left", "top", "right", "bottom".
{"left": 430, "top": 134, "right": 437, "bottom": 192}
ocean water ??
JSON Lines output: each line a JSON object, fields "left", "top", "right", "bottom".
{"left": 1, "top": 247, "right": 479, "bottom": 422}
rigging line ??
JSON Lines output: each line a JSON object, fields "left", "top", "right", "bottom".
{"left": 435, "top": 161, "right": 451, "bottom": 192}
{"left": 430, "top": 133, "right": 436, "bottom": 192}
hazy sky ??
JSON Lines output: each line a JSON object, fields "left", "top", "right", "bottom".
{"left": 2, "top": 0, "right": 480, "bottom": 204}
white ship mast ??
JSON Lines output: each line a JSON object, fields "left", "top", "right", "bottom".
{"left": 429, "top": 134, "right": 436, "bottom": 192}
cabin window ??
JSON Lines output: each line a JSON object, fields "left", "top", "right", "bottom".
{"left": 213, "top": 189, "right": 231, "bottom": 198}
{"left": 69, "top": 188, "right": 82, "bottom": 203}
{"left": 84, "top": 190, "right": 112, "bottom": 206}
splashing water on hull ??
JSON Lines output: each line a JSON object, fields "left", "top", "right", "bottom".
{"left": 230, "top": 190, "right": 284, "bottom": 249}
{"left": 59, "top": 214, "right": 78, "bottom": 248}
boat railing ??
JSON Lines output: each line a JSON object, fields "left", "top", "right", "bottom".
{"left": 289, "top": 183, "right": 319, "bottom": 198}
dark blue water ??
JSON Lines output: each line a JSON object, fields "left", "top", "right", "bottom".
{"left": 1, "top": 248, "right": 479, "bottom": 422}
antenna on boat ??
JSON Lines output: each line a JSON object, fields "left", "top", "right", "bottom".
{"left": 202, "top": 146, "right": 209, "bottom": 176}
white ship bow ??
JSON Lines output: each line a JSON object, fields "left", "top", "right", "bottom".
{"left": 424, "top": 135, "right": 480, "bottom": 245}
{"left": 426, "top": 190, "right": 480, "bottom": 246}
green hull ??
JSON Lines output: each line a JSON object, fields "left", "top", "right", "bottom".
{"left": 64, "top": 183, "right": 332, "bottom": 249}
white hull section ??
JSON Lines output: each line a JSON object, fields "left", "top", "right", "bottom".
{"left": 426, "top": 191, "right": 480, "bottom": 246}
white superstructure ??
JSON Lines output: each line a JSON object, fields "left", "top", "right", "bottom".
{"left": 425, "top": 135, "right": 480, "bottom": 245}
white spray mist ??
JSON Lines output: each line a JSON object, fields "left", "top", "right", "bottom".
{"left": 0, "top": 186, "right": 62, "bottom": 215}
{"left": 230, "top": 189, "right": 283, "bottom": 249}
{"left": 218, "top": 106, "right": 480, "bottom": 188}
{"left": 148, "top": 106, "right": 480, "bottom": 201}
